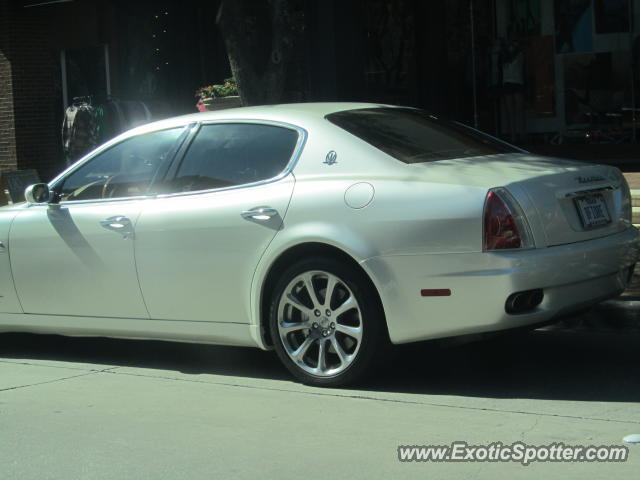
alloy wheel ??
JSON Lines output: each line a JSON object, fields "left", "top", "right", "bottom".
{"left": 276, "top": 270, "right": 363, "bottom": 377}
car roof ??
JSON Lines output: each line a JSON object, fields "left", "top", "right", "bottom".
{"left": 134, "top": 102, "right": 398, "bottom": 133}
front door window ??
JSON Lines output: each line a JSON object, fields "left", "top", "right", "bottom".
{"left": 57, "top": 127, "right": 184, "bottom": 201}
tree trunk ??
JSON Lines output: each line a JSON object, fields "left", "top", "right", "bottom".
{"left": 216, "top": 0, "right": 301, "bottom": 106}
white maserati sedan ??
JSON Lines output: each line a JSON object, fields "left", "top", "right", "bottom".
{"left": 1, "top": 103, "right": 637, "bottom": 386}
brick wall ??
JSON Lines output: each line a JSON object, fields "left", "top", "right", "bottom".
{"left": 0, "top": 0, "right": 62, "bottom": 182}
{"left": 0, "top": 0, "right": 17, "bottom": 173}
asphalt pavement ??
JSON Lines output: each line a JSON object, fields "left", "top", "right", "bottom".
{"left": 1, "top": 318, "right": 639, "bottom": 479}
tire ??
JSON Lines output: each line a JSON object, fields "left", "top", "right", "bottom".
{"left": 268, "top": 256, "right": 385, "bottom": 387}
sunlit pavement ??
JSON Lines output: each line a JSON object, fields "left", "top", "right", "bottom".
{"left": 1, "top": 316, "right": 639, "bottom": 479}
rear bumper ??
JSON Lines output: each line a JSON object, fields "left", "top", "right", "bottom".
{"left": 362, "top": 227, "right": 640, "bottom": 344}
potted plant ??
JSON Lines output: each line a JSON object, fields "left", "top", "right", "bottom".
{"left": 195, "top": 78, "right": 241, "bottom": 111}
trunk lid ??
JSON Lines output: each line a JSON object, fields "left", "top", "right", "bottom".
{"left": 413, "top": 153, "right": 630, "bottom": 247}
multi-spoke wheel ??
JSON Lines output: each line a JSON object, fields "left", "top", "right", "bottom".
{"left": 269, "top": 257, "right": 384, "bottom": 386}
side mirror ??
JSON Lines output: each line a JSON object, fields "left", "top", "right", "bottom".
{"left": 24, "top": 183, "right": 51, "bottom": 204}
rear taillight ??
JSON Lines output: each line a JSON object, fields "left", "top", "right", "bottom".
{"left": 483, "top": 188, "right": 534, "bottom": 251}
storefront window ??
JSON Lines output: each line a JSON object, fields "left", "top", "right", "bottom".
{"left": 363, "top": 0, "right": 415, "bottom": 105}
{"left": 62, "top": 45, "right": 109, "bottom": 107}
{"left": 493, "top": 0, "right": 639, "bottom": 148}
{"left": 594, "top": 0, "right": 630, "bottom": 34}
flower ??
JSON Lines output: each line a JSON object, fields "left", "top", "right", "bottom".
{"left": 195, "top": 78, "right": 238, "bottom": 99}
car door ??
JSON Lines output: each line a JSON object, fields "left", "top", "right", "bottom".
{"left": 9, "top": 127, "right": 186, "bottom": 318}
{"left": 134, "top": 121, "right": 303, "bottom": 323}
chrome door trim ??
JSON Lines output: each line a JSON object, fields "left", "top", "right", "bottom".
{"left": 34, "top": 195, "right": 153, "bottom": 208}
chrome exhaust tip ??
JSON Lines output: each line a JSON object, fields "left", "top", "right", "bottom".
{"left": 505, "top": 289, "right": 544, "bottom": 314}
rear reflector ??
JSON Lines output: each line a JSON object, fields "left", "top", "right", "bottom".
{"left": 421, "top": 289, "right": 451, "bottom": 297}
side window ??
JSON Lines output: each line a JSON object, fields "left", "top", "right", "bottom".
{"left": 168, "top": 123, "right": 298, "bottom": 193}
{"left": 57, "top": 128, "right": 184, "bottom": 201}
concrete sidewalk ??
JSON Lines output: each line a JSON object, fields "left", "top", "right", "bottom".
{"left": 624, "top": 172, "right": 640, "bottom": 190}
{"left": 1, "top": 329, "right": 639, "bottom": 479}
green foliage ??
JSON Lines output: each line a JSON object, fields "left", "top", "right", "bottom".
{"left": 195, "top": 78, "right": 238, "bottom": 99}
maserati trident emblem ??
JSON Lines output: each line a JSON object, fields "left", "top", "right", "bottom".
{"left": 324, "top": 150, "right": 338, "bottom": 165}
{"left": 576, "top": 175, "right": 605, "bottom": 184}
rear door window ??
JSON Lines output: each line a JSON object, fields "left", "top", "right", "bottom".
{"left": 167, "top": 123, "right": 299, "bottom": 193}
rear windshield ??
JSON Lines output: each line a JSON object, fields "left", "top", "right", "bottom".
{"left": 326, "top": 108, "right": 518, "bottom": 163}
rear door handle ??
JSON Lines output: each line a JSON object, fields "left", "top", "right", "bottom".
{"left": 241, "top": 207, "right": 278, "bottom": 221}
{"left": 100, "top": 216, "right": 133, "bottom": 238}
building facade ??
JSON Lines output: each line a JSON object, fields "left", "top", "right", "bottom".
{"left": 1, "top": 0, "right": 639, "bottom": 182}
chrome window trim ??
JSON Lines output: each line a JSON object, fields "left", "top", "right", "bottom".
{"left": 154, "top": 119, "right": 307, "bottom": 200}
{"left": 48, "top": 124, "right": 192, "bottom": 207}
{"left": 31, "top": 195, "right": 154, "bottom": 207}
{"left": 49, "top": 125, "right": 190, "bottom": 186}
{"left": 47, "top": 119, "right": 307, "bottom": 206}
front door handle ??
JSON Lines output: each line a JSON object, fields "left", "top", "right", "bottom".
{"left": 241, "top": 207, "right": 278, "bottom": 221}
{"left": 100, "top": 216, "right": 133, "bottom": 238}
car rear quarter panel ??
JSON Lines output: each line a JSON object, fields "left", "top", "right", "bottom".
{"left": 249, "top": 133, "right": 489, "bottom": 347}
{"left": 280, "top": 121, "right": 489, "bottom": 256}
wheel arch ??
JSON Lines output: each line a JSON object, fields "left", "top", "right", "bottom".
{"left": 255, "top": 242, "right": 388, "bottom": 349}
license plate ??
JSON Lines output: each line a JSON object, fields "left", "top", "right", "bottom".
{"left": 574, "top": 193, "right": 611, "bottom": 229}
